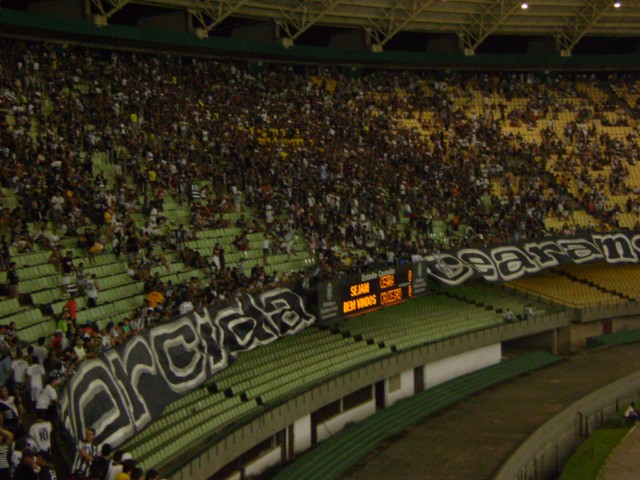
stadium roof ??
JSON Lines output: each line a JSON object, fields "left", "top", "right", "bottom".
{"left": 89, "top": 0, "right": 640, "bottom": 54}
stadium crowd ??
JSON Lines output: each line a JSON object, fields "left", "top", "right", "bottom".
{"left": 0, "top": 37, "right": 639, "bottom": 476}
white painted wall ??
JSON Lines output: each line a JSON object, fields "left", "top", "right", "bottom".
{"left": 293, "top": 414, "right": 312, "bottom": 454}
{"left": 316, "top": 400, "right": 376, "bottom": 443}
{"left": 243, "top": 446, "right": 282, "bottom": 478}
{"left": 385, "top": 369, "right": 414, "bottom": 407}
{"left": 424, "top": 343, "right": 501, "bottom": 389}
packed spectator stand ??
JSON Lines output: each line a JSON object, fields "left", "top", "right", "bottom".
{"left": 0, "top": 36, "right": 639, "bottom": 476}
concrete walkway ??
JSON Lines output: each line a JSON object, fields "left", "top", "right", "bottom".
{"left": 598, "top": 425, "right": 640, "bottom": 480}
{"left": 337, "top": 343, "right": 640, "bottom": 480}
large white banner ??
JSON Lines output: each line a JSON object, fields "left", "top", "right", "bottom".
{"left": 60, "top": 288, "right": 315, "bottom": 447}
{"left": 425, "top": 232, "right": 640, "bottom": 286}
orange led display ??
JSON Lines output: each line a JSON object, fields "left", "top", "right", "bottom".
{"left": 379, "top": 274, "right": 395, "bottom": 289}
{"left": 343, "top": 294, "right": 377, "bottom": 313}
{"left": 380, "top": 288, "right": 403, "bottom": 305}
{"left": 349, "top": 282, "right": 370, "bottom": 297}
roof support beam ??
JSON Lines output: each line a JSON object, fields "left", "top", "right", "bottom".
{"left": 556, "top": 0, "right": 614, "bottom": 56}
{"left": 277, "top": 0, "right": 343, "bottom": 45}
{"left": 91, "top": 0, "right": 132, "bottom": 20}
{"left": 458, "top": 0, "right": 523, "bottom": 55}
{"left": 367, "top": 0, "right": 437, "bottom": 51}
{"left": 190, "top": 0, "right": 252, "bottom": 35}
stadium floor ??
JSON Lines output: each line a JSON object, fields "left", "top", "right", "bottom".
{"left": 333, "top": 343, "right": 640, "bottom": 480}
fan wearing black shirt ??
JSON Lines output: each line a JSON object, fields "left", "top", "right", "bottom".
{"left": 0, "top": 386, "right": 23, "bottom": 436}
{"left": 60, "top": 251, "right": 75, "bottom": 294}
{"left": 88, "top": 443, "right": 112, "bottom": 480}
{"left": 36, "top": 452, "right": 57, "bottom": 480}
{"left": 13, "top": 450, "right": 37, "bottom": 480}
{"left": 6, "top": 262, "right": 19, "bottom": 299}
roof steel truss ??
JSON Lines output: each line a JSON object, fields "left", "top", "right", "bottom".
{"left": 556, "top": 0, "right": 615, "bottom": 54}
{"left": 278, "top": 0, "right": 343, "bottom": 41}
{"left": 91, "top": 0, "right": 134, "bottom": 19}
{"left": 190, "top": 0, "right": 253, "bottom": 32}
{"left": 459, "top": 0, "right": 524, "bottom": 54}
{"left": 59, "top": 0, "right": 640, "bottom": 44}
{"left": 368, "top": 0, "right": 437, "bottom": 49}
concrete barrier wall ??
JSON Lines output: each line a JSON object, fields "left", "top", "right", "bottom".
{"left": 244, "top": 447, "right": 282, "bottom": 478}
{"left": 293, "top": 415, "right": 312, "bottom": 454}
{"left": 570, "top": 316, "right": 640, "bottom": 352}
{"left": 493, "top": 372, "right": 640, "bottom": 480}
{"left": 425, "top": 343, "right": 501, "bottom": 389}
{"left": 577, "top": 302, "right": 640, "bottom": 323}
{"left": 317, "top": 399, "right": 376, "bottom": 443}
{"left": 385, "top": 369, "right": 415, "bottom": 407}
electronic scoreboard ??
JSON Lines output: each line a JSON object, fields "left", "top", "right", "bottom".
{"left": 341, "top": 268, "right": 413, "bottom": 315}
{"left": 317, "top": 263, "right": 427, "bottom": 322}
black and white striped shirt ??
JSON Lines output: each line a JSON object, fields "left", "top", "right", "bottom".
{"left": 71, "top": 440, "right": 98, "bottom": 476}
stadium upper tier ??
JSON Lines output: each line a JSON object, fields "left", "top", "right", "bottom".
{"left": 1, "top": 39, "right": 639, "bottom": 261}
{"left": 0, "top": 37, "right": 639, "bottom": 333}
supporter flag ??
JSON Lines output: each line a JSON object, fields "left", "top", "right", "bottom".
{"left": 60, "top": 287, "right": 316, "bottom": 448}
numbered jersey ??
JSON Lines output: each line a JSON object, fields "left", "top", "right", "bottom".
{"left": 28, "top": 421, "right": 52, "bottom": 452}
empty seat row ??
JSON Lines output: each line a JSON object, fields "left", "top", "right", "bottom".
{"left": 5, "top": 308, "right": 44, "bottom": 329}
{"left": 76, "top": 294, "right": 146, "bottom": 325}
{"left": 0, "top": 298, "right": 23, "bottom": 319}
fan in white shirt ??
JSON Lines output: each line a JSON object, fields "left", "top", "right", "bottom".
{"left": 10, "top": 353, "right": 28, "bottom": 388}
{"left": 35, "top": 376, "right": 59, "bottom": 415}
{"left": 26, "top": 358, "right": 45, "bottom": 404}
{"left": 28, "top": 415, "right": 52, "bottom": 453}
